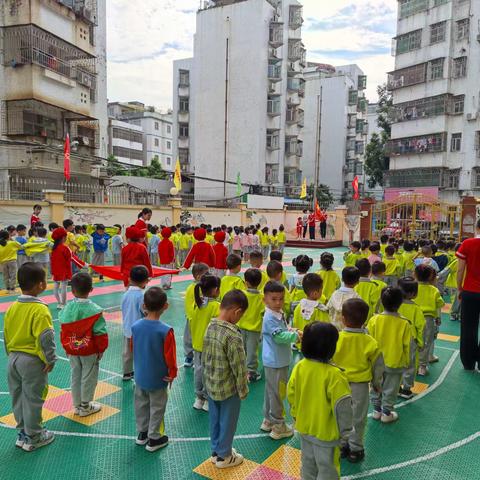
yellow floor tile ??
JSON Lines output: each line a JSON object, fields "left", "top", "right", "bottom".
{"left": 193, "top": 458, "right": 259, "bottom": 480}
{"left": 262, "top": 445, "right": 302, "bottom": 478}
{"left": 63, "top": 403, "right": 120, "bottom": 426}
{"left": 0, "top": 413, "right": 17, "bottom": 427}
{"left": 437, "top": 333, "right": 460, "bottom": 342}
{"left": 42, "top": 408, "right": 60, "bottom": 422}
{"left": 46, "top": 385, "right": 68, "bottom": 400}
{"left": 411, "top": 382, "right": 429, "bottom": 394}
{"left": 94, "top": 382, "right": 121, "bottom": 400}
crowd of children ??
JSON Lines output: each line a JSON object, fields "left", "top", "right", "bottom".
{"left": 2, "top": 208, "right": 464, "bottom": 478}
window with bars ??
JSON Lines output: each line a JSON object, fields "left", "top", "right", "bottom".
{"left": 348, "top": 90, "right": 358, "bottom": 105}
{"left": 112, "top": 146, "right": 144, "bottom": 161}
{"left": 355, "top": 141, "right": 365, "bottom": 155}
{"left": 112, "top": 127, "right": 143, "bottom": 144}
{"left": 267, "top": 130, "right": 280, "bottom": 150}
{"left": 388, "top": 63, "right": 427, "bottom": 89}
{"left": 474, "top": 169, "right": 480, "bottom": 189}
{"left": 387, "top": 132, "right": 447, "bottom": 155}
{"left": 453, "top": 57, "right": 467, "bottom": 78}
{"left": 391, "top": 94, "right": 448, "bottom": 122}
{"left": 453, "top": 95, "right": 465, "bottom": 114}
{"left": 179, "top": 70, "right": 189, "bottom": 86}
{"left": 443, "top": 170, "right": 460, "bottom": 189}
{"left": 179, "top": 123, "right": 189, "bottom": 138}
{"left": 396, "top": 29, "right": 422, "bottom": 54}
{"left": 429, "top": 58, "right": 444, "bottom": 80}
{"left": 179, "top": 97, "right": 189, "bottom": 112}
{"left": 265, "top": 164, "right": 279, "bottom": 184}
{"left": 23, "top": 112, "right": 58, "bottom": 139}
{"left": 456, "top": 19, "right": 470, "bottom": 41}
{"left": 399, "top": 0, "right": 428, "bottom": 18}
{"left": 451, "top": 133, "right": 462, "bottom": 152}
{"left": 178, "top": 148, "right": 189, "bottom": 164}
{"left": 430, "top": 22, "right": 447, "bottom": 44}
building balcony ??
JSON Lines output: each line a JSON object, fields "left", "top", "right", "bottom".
{"left": 178, "top": 137, "right": 189, "bottom": 149}
{"left": 269, "top": 48, "right": 282, "bottom": 63}
{"left": 386, "top": 132, "right": 447, "bottom": 156}
{"left": 267, "top": 129, "right": 281, "bottom": 151}
{"left": 285, "top": 137, "right": 303, "bottom": 157}
{"left": 398, "top": 0, "right": 429, "bottom": 19}
{"left": 287, "top": 78, "right": 301, "bottom": 92}
{"left": 268, "top": 64, "right": 282, "bottom": 82}
{"left": 297, "top": 109, "right": 304, "bottom": 127}
{"left": 287, "top": 61, "right": 301, "bottom": 77}
{"left": 269, "top": 23, "right": 284, "bottom": 48}
{"left": 387, "top": 58, "right": 447, "bottom": 91}
{"left": 288, "top": 40, "right": 302, "bottom": 61}
{"left": 178, "top": 111, "right": 190, "bottom": 123}
{"left": 384, "top": 168, "right": 444, "bottom": 188}
{"left": 267, "top": 98, "right": 282, "bottom": 117}
{"left": 358, "top": 75, "right": 367, "bottom": 90}
{"left": 289, "top": 5, "right": 303, "bottom": 29}
{"left": 57, "top": 0, "right": 99, "bottom": 26}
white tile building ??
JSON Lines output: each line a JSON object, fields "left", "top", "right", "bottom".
{"left": 387, "top": 0, "right": 480, "bottom": 202}
{"left": 107, "top": 119, "right": 144, "bottom": 167}
{"left": 302, "top": 63, "right": 368, "bottom": 200}
{"left": 173, "top": 0, "right": 306, "bottom": 200}
{"left": 0, "top": 0, "right": 108, "bottom": 187}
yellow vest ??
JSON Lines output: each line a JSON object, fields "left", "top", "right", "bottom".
{"left": 395, "top": 252, "right": 405, "bottom": 273}
{"left": 4, "top": 300, "right": 54, "bottom": 363}
{"left": 402, "top": 251, "right": 416, "bottom": 272}
{"left": 259, "top": 270, "right": 269, "bottom": 291}
{"left": 206, "top": 234, "right": 214, "bottom": 245}
{"left": 287, "top": 359, "right": 351, "bottom": 442}
{"left": 368, "top": 313, "right": 411, "bottom": 369}
{"left": 190, "top": 299, "right": 220, "bottom": 352}
{"left": 260, "top": 234, "right": 270, "bottom": 247}
{"left": 333, "top": 329, "right": 380, "bottom": 383}
{"left": 344, "top": 252, "right": 363, "bottom": 267}
{"left": 66, "top": 231, "right": 78, "bottom": 253}
{"left": 237, "top": 290, "right": 264, "bottom": 332}
{"left": 380, "top": 244, "right": 387, "bottom": 256}
{"left": 178, "top": 234, "right": 190, "bottom": 250}
{"left": 383, "top": 257, "right": 400, "bottom": 276}
{"left": 278, "top": 231, "right": 286, "bottom": 244}
{"left": 398, "top": 301, "right": 425, "bottom": 347}
{"left": 445, "top": 259, "right": 458, "bottom": 289}
{"left": 354, "top": 279, "right": 381, "bottom": 320}
{"left": 414, "top": 283, "right": 445, "bottom": 318}
{"left": 184, "top": 282, "right": 196, "bottom": 320}
{"left": 292, "top": 297, "right": 329, "bottom": 333}
{"left": 317, "top": 269, "right": 341, "bottom": 301}
{"left": 220, "top": 274, "right": 246, "bottom": 300}
{"left": 0, "top": 241, "right": 21, "bottom": 263}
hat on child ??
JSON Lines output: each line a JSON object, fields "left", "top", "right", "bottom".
{"left": 214, "top": 231, "right": 226, "bottom": 243}
{"left": 193, "top": 228, "right": 207, "bottom": 241}
{"left": 161, "top": 227, "right": 172, "bottom": 238}
{"left": 126, "top": 226, "right": 143, "bottom": 240}
{"left": 52, "top": 227, "right": 68, "bottom": 241}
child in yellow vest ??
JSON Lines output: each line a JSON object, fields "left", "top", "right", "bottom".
{"left": 191, "top": 275, "right": 221, "bottom": 411}
{"left": 260, "top": 227, "right": 271, "bottom": 260}
{"left": 287, "top": 322, "right": 353, "bottom": 479}
{"left": 289, "top": 254, "right": 314, "bottom": 314}
{"left": 402, "top": 241, "right": 417, "bottom": 277}
{"left": 343, "top": 241, "right": 363, "bottom": 267}
{"left": 219, "top": 254, "right": 246, "bottom": 299}
{"left": 270, "top": 229, "right": 279, "bottom": 251}
{"left": 266, "top": 260, "right": 292, "bottom": 319}
{"left": 183, "top": 263, "right": 209, "bottom": 368}
{"left": 360, "top": 239, "right": 371, "bottom": 259}
{"left": 379, "top": 234, "right": 389, "bottom": 256}
{"left": 369, "top": 287, "right": 411, "bottom": 423}
{"left": 177, "top": 228, "right": 190, "bottom": 268}
{"left": 316, "top": 252, "right": 341, "bottom": 302}
{"left": 383, "top": 245, "right": 401, "bottom": 287}
{"left": 398, "top": 277, "right": 425, "bottom": 399}
{"left": 277, "top": 225, "right": 287, "bottom": 254}
{"left": 327, "top": 267, "right": 361, "bottom": 330}
{"left": 332, "top": 298, "right": 382, "bottom": 463}
{"left": 237, "top": 268, "right": 265, "bottom": 383}
{"left": 414, "top": 265, "right": 445, "bottom": 376}
{"left": 292, "top": 273, "right": 329, "bottom": 350}
{"left": 0, "top": 230, "right": 21, "bottom": 293}
{"left": 269, "top": 250, "right": 288, "bottom": 286}
{"left": 250, "top": 251, "right": 269, "bottom": 290}
{"left": 394, "top": 243, "right": 405, "bottom": 277}
{"left": 443, "top": 244, "right": 460, "bottom": 321}
{"left": 354, "top": 259, "right": 381, "bottom": 320}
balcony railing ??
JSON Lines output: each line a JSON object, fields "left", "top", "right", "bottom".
{"left": 267, "top": 98, "right": 281, "bottom": 116}
{"left": 384, "top": 168, "right": 444, "bottom": 188}
{"left": 399, "top": 0, "right": 429, "bottom": 19}
{"left": 297, "top": 109, "right": 304, "bottom": 127}
{"left": 287, "top": 77, "right": 300, "bottom": 92}
{"left": 3, "top": 24, "right": 97, "bottom": 91}
{"left": 387, "top": 63, "right": 427, "bottom": 90}
{"left": 387, "top": 132, "right": 447, "bottom": 156}
{"left": 268, "top": 64, "right": 282, "bottom": 81}
{"left": 390, "top": 94, "right": 459, "bottom": 123}
{"left": 289, "top": 5, "right": 303, "bottom": 28}
{"left": 288, "top": 40, "right": 302, "bottom": 61}
{"left": 269, "top": 24, "right": 284, "bottom": 47}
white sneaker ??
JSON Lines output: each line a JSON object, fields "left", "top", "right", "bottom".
{"left": 417, "top": 365, "right": 428, "bottom": 376}
{"left": 74, "top": 407, "right": 81, "bottom": 416}
{"left": 269, "top": 423, "right": 294, "bottom": 440}
{"left": 22, "top": 430, "right": 55, "bottom": 452}
{"left": 372, "top": 410, "right": 382, "bottom": 421}
{"left": 212, "top": 448, "right": 236, "bottom": 464}
{"left": 193, "top": 398, "right": 204, "bottom": 410}
{"left": 202, "top": 401, "right": 209, "bottom": 412}
{"left": 381, "top": 411, "right": 399, "bottom": 424}
{"left": 215, "top": 451, "right": 244, "bottom": 469}
{"left": 78, "top": 402, "right": 102, "bottom": 417}
{"left": 260, "top": 419, "right": 273, "bottom": 432}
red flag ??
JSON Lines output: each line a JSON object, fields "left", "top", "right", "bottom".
{"left": 314, "top": 200, "right": 322, "bottom": 220}
{"left": 352, "top": 176, "right": 360, "bottom": 200}
{"left": 64, "top": 133, "right": 71, "bottom": 181}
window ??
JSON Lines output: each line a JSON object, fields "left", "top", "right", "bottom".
{"left": 433, "top": 0, "right": 448, "bottom": 5}
{"left": 399, "top": 0, "right": 428, "bottom": 19}
{"left": 396, "top": 29, "right": 422, "bottom": 54}
{"left": 167, "top": 141, "right": 171, "bottom": 149}
{"left": 451, "top": 133, "right": 462, "bottom": 152}
{"left": 267, "top": 130, "right": 280, "bottom": 150}
{"left": 23, "top": 112, "right": 58, "bottom": 139}
{"left": 179, "top": 123, "right": 189, "bottom": 138}
{"left": 166, "top": 157, "right": 171, "bottom": 166}
{"left": 154, "top": 122, "right": 159, "bottom": 130}
{"left": 392, "top": 94, "right": 449, "bottom": 122}
{"left": 356, "top": 119, "right": 365, "bottom": 134}
{"left": 430, "top": 22, "right": 446, "bottom": 44}
{"left": 154, "top": 138, "right": 159, "bottom": 147}
{"left": 179, "top": 148, "right": 189, "bottom": 164}
{"left": 456, "top": 19, "right": 470, "bottom": 41}
{"left": 453, "top": 57, "right": 467, "bottom": 78}
{"left": 112, "top": 128, "right": 143, "bottom": 144}
{"left": 179, "top": 97, "right": 189, "bottom": 112}
{"left": 348, "top": 90, "right": 358, "bottom": 105}
{"left": 453, "top": 95, "right": 465, "bottom": 114}
{"left": 474, "top": 168, "right": 480, "bottom": 189}
{"left": 167, "top": 125, "right": 171, "bottom": 134}
{"left": 112, "top": 146, "right": 144, "bottom": 161}
{"left": 443, "top": 170, "right": 459, "bottom": 189}
{"left": 388, "top": 63, "right": 427, "bottom": 89}
{"left": 179, "top": 70, "right": 189, "bottom": 86}
{"left": 387, "top": 132, "right": 447, "bottom": 155}
{"left": 429, "top": 58, "right": 444, "bottom": 80}
{"left": 265, "top": 164, "right": 279, "bottom": 184}
{"left": 355, "top": 141, "right": 365, "bottom": 155}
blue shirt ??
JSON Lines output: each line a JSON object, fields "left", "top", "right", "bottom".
{"left": 111, "top": 235, "right": 123, "bottom": 254}
{"left": 92, "top": 232, "right": 110, "bottom": 253}
{"left": 132, "top": 319, "right": 171, "bottom": 390}
{"left": 262, "top": 308, "right": 292, "bottom": 368}
{"left": 149, "top": 235, "right": 160, "bottom": 255}
{"left": 15, "top": 236, "right": 27, "bottom": 256}
{"left": 121, "top": 286, "right": 144, "bottom": 338}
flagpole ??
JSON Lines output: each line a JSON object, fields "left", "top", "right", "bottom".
{"left": 313, "top": 86, "right": 323, "bottom": 211}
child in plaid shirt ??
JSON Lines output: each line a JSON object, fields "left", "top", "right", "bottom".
{"left": 202, "top": 290, "right": 249, "bottom": 469}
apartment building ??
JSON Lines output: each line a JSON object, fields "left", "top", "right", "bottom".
{"left": 302, "top": 63, "right": 368, "bottom": 200}
{"left": 108, "top": 102, "right": 173, "bottom": 172}
{"left": 173, "top": 0, "right": 306, "bottom": 200}
{"left": 386, "top": 0, "right": 480, "bottom": 203}
{"left": 0, "top": 0, "right": 108, "bottom": 191}
{"left": 107, "top": 119, "right": 144, "bottom": 167}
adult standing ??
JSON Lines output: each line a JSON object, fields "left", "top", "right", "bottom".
{"left": 134, "top": 208, "right": 152, "bottom": 245}
{"left": 302, "top": 210, "right": 308, "bottom": 239}
{"left": 456, "top": 218, "right": 480, "bottom": 371}
{"left": 307, "top": 210, "right": 316, "bottom": 241}
{"left": 318, "top": 209, "right": 328, "bottom": 240}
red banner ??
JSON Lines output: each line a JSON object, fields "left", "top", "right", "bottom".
{"left": 352, "top": 176, "right": 360, "bottom": 200}
{"left": 64, "top": 133, "right": 71, "bottom": 181}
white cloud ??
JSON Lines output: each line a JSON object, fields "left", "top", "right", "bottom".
{"left": 106, "top": 0, "right": 397, "bottom": 107}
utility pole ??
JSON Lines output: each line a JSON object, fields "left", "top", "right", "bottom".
{"left": 313, "top": 86, "right": 323, "bottom": 211}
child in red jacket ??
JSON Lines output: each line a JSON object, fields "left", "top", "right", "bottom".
{"left": 51, "top": 227, "right": 72, "bottom": 309}
{"left": 213, "top": 231, "right": 228, "bottom": 278}
{"left": 121, "top": 227, "right": 153, "bottom": 287}
{"left": 183, "top": 228, "right": 216, "bottom": 269}
{"left": 158, "top": 227, "right": 175, "bottom": 290}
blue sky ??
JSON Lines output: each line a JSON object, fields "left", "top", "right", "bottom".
{"left": 107, "top": 0, "right": 397, "bottom": 108}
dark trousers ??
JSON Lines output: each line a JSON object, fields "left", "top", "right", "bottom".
{"left": 320, "top": 222, "right": 327, "bottom": 239}
{"left": 302, "top": 225, "right": 308, "bottom": 238}
{"left": 460, "top": 291, "right": 480, "bottom": 369}
{"left": 309, "top": 225, "right": 315, "bottom": 240}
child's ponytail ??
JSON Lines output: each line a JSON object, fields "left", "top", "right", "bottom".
{"left": 194, "top": 274, "right": 220, "bottom": 307}
{"left": 0, "top": 231, "right": 8, "bottom": 247}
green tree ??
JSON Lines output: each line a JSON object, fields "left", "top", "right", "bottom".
{"left": 364, "top": 84, "right": 392, "bottom": 188}
{"left": 106, "top": 155, "right": 128, "bottom": 177}
{"left": 130, "top": 157, "right": 168, "bottom": 179}
{"left": 307, "top": 183, "right": 334, "bottom": 207}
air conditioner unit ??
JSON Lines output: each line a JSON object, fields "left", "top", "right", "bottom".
{"left": 77, "top": 72, "right": 92, "bottom": 88}
{"left": 82, "top": 136, "right": 90, "bottom": 146}
{"left": 467, "top": 112, "right": 477, "bottom": 121}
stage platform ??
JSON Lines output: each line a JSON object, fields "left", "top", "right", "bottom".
{"left": 286, "top": 239, "right": 343, "bottom": 249}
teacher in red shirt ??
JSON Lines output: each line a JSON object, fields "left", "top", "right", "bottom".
{"left": 456, "top": 218, "right": 480, "bottom": 371}
{"left": 307, "top": 210, "right": 316, "bottom": 241}
{"left": 134, "top": 208, "right": 152, "bottom": 245}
